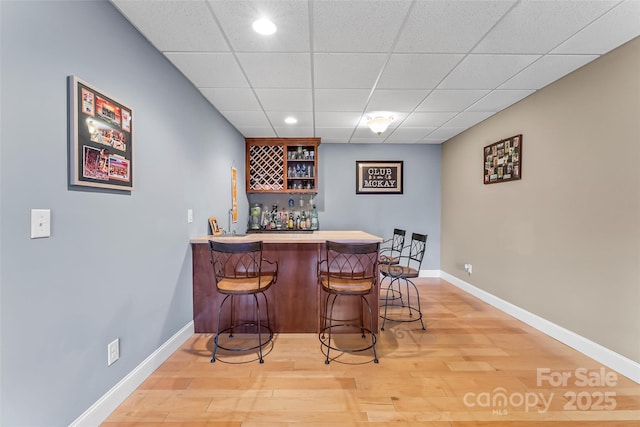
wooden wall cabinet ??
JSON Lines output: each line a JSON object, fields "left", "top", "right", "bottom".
{"left": 246, "top": 137, "right": 320, "bottom": 194}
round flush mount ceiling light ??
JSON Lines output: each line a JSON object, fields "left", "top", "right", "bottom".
{"left": 252, "top": 18, "right": 277, "bottom": 35}
{"left": 366, "top": 116, "right": 394, "bottom": 135}
{"left": 284, "top": 117, "right": 298, "bottom": 125}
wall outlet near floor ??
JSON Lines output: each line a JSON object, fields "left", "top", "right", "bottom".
{"left": 464, "top": 263, "right": 473, "bottom": 274}
{"left": 108, "top": 338, "right": 120, "bottom": 366}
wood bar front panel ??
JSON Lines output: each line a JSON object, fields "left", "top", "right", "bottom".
{"left": 192, "top": 242, "right": 379, "bottom": 333}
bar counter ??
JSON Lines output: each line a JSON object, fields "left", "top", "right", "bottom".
{"left": 191, "top": 231, "right": 383, "bottom": 333}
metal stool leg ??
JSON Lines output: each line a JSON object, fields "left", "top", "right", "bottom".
{"left": 211, "top": 294, "right": 231, "bottom": 363}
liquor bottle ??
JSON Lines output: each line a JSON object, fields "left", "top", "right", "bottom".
{"left": 300, "top": 211, "right": 307, "bottom": 229}
{"left": 288, "top": 212, "right": 294, "bottom": 229}
{"left": 305, "top": 211, "right": 311, "bottom": 229}
{"left": 310, "top": 205, "right": 319, "bottom": 230}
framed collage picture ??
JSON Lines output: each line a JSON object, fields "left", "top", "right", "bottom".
{"left": 484, "top": 134, "right": 522, "bottom": 184}
{"left": 68, "top": 76, "right": 134, "bottom": 191}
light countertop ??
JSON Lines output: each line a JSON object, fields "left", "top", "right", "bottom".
{"left": 190, "top": 230, "right": 383, "bottom": 244}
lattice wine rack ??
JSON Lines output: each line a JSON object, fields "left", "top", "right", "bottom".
{"left": 248, "top": 145, "right": 284, "bottom": 191}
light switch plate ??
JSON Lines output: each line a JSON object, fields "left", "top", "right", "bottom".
{"left": 187, "top": 209, "right": 193, "bottom": 224}
{"left": 31, "top": 209, "right": 51, "bottom": 239}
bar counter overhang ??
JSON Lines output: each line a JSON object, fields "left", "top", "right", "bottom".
{"left": 191, "top": 231, "right": 383, "bottom": 333}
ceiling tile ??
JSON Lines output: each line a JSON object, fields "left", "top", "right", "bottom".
{"left": 467, "top": 90, "right": 535, "bottom": 112}
{"left": 552, "top": 1, "right": 640, "bottom": 54}
{"left": 208, "top": 0, "right": 310, "bottom": 52}
{"left": 274, "top": 127, "right": 315, "bottom": 137}
{"left": 164, "top": 53, "right": 248, "bottom": 87}
{"left": 266, "top": 112, "right": 314, "bottom": 128}
{"left": 385, "top": 127, "right": 435, "bottom": 140}
{"left": 314, "top": 89, "right": 371, "bottom": 112}
{"left": 499, "top": 55, "right": 599, "bottom": 90}
{"left": 403, "top": 112, "right": 457, "bottom": 127}
{"left": 353, "top": 127, "right": 393, "bottom": 139}
{"left": 416, "top": 89, "right": 490, "bottom": 112}
{"left": 254, "top": 89, "right": 312, "bottom": 111}
{"left": 377, "top": 54, "right": 463, "bottom": 89}
{"left": 200, "top": 88, "right": 261, "bottom": 111}
{"left": 112, "top": 0, "right": 229, "bottom": 52}
{"left": 445, "top": 111, "right": 494, "bottom": 128}
{"left": 236, "top": 127, "right": 277, "bottom": 138}
{"left": 473, "top": 0, "right": 618, "bottom": 54}
{"left": 236, "top": 53, "right": 311, "bottom": 88}
{"left": 367, "top": 90, "right": 429, "bottom": 112}
{"left": 314, "top": 53, "right": 387, "bottom": 89}
{"left": 427, "top": 127, "right": 467, "bottom": 139}
{"left": 315, "top": 112, "right": 364, "bottom": 128}
{"left": 313, "top": 0, "right": 411, "bottom": 52}
{"left": 438, "top": 54, "right": 540, "bottom": 89}
{"left": 395, "top": 0, "right": 515, "bottom": 53}
{"left": 314, "top": 128, "right": 355, "bottom": 139}
{"left": 220, "top": 110, "right": 271, "bottom": 127}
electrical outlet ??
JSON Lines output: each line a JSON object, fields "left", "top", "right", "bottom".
{"left": 108, "top": 338, "right": 120, "bottom": 366}
{"left": 187, "top": 209, "right": 193, "bottom": 224}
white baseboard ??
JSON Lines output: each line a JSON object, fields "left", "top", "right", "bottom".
{"left": 440, "top": 271, "right": 640, "bottom": 384}
{"left": 70, "top": 321, "right": 194, "bottom": 427}
{"left": 419, "top": 269, "right": 441, "bottom": 278}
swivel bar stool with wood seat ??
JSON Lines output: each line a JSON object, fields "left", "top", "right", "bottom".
{"left": 318, "top": 241, "right": 380, "bottom": 364}
{"left": 379, "top": 233, "right": 427, "bottom": 331}
{"left": 208, "top": 240, "right": 278, "bottom": 363}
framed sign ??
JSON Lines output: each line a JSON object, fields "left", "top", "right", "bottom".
{"left": 68, "top": 76, "right": 134, "bottom": 191}
{"left": 484, "top": 134, "right": 522, "bottom": 184}
{"left": 356, "top": 161, "right": 403, "bottom": 194}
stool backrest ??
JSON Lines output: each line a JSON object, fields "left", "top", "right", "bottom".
{"left": 390, "top": 228, "right": 406, "bottom": 252}
{"left": 209, "top": 240, "right": 263, "bottom": 284}
{"left": 406, "top": 233, "right": 427, "bottom": 271}
{"left": 325, "top": 241, "right": 380, "bottom": 282}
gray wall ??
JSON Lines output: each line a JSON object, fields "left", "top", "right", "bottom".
{"left": 441, "top": 37, "right": 640, "bottom": 363}
{"left": 249, "top": 143, "right": 442, "bottom": 269}
{"left": 0, "top": 1, "right": 247, "bottom": 425}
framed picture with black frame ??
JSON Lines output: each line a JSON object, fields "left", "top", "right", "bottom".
{"left": 356, "top": 160, "right": 403, "bottom": 194}
{"left": 68, "top": 75, "right": 134, "bottom": 191}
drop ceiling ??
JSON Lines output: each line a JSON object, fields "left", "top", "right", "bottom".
{"left": 111, "top": 0, "right": 640, "bottom": 144}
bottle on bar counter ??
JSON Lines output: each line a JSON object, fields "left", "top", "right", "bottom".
{"left": 310, "top": 205, "right": 319, "bottom": 230}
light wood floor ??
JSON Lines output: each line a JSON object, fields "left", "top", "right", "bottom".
{"left": 103, "top": 278, "right": 640, "bottom": 426}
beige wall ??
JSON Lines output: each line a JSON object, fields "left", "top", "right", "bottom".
{"left": 441, "top": 37, "right": 640, "bottom": 363}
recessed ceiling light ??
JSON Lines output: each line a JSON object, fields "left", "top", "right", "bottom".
{"left": 284, "top": 117, "right": 297, "bottom": 125}
{"left": 252, "top": 18, "right": 276, "bottom": 35}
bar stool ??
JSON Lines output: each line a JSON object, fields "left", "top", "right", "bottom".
{"left": 318, "top": 241, "right": 380, "bottom": 364}
{"left": 379, "top": 233, "right": 427, "bottom": 331}
{"left": 208, "top": 240, "right": 278, "bottom": 363}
